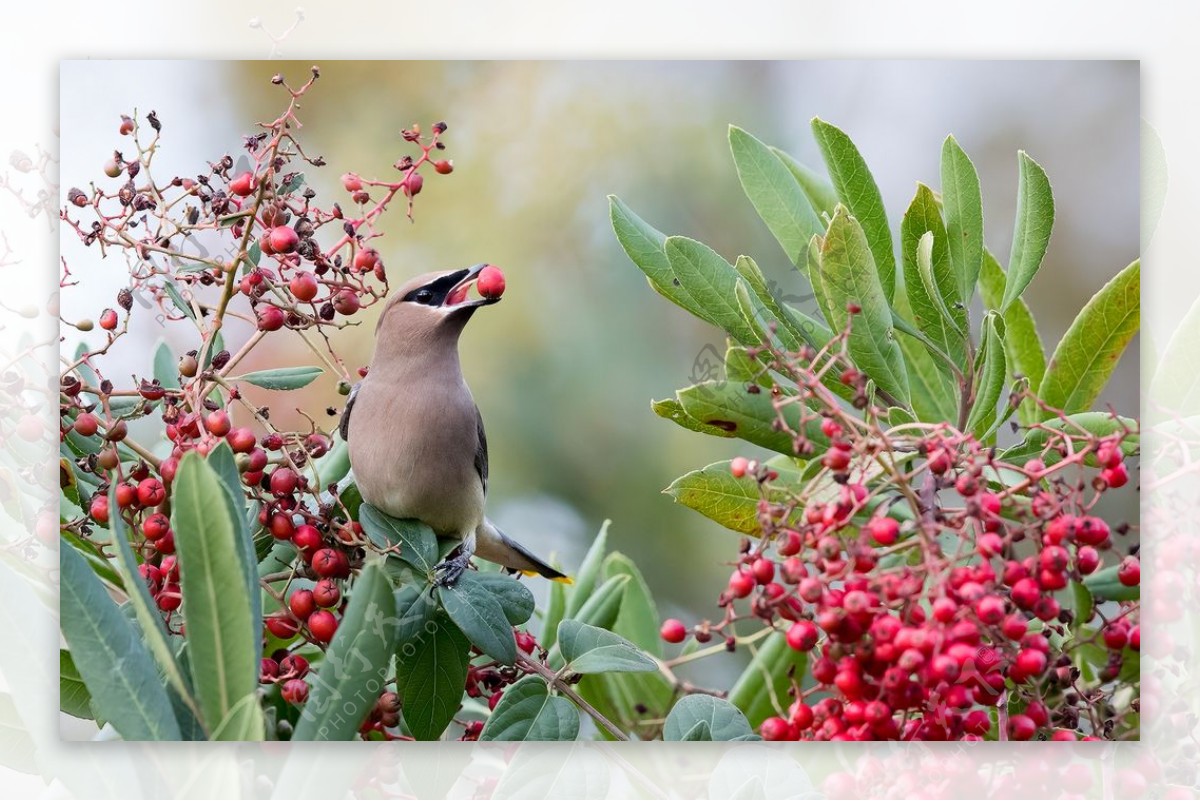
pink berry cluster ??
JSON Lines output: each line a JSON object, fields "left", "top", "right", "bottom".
{"left": 59, "top": 69, "right": 455, "bottom": 729}
{"left": 660, "top": 333, "right": 1139, "bottom": 741}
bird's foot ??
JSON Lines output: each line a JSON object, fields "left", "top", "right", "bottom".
{"left": 433, "top": 547, "right": 473, "bottom": 588}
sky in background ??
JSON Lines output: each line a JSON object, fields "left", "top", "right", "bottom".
{"left": 61, "top": 60, "right": 1139, "bottom": 684}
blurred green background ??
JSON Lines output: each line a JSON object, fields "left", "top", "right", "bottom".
{"left": 61, "top": 61, "right": 1139, "bottom": 679}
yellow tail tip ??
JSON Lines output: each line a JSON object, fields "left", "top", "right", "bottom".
{"left": 520, "top": 570, "right": 574, "bottom": 584}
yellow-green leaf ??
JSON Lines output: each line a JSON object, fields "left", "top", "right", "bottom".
{"left": 1002, "top": 151, "right": 1055, "bottom": 311}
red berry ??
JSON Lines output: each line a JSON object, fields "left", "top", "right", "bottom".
{"left": 292, "top": 524, "right": 323, "bottom": 560}
{"left": 227, "top": 427, "right": 257, "bottom": 453}
{"left": 289, "top": 589, "right": 316, "bottom": 621}
{"left": 154, "top": 530, "right": 176, "bottom": 555}
{"left": 659, "top": 619, "right": 687, "bottom": 644}
{"left": 1129, "top": 626, "right": 1140, "bottom": 651}
{"left": 114, "top": 482, "right": 138, "bottom": 509}
{"left": 1071, "top": 547, "right": 1098, "bottom": 577}
{"left": 89, "top": 495, "right": 110, "bottom": 524}
{"left": 1075, "top": 516, "right": 1110, "bottom": 546}
{"left": 341, "top": 173, "right": 363, "bottom": 192}
{"left": 269, "top": 226, "right": 299, "bottom": 254}
{"left": 1010, "top": 577, "right": 1041, "bottom": 609}
{"left": 1002, "top": 614, "right": 1028, "bottom": 640}
{"left": 516, "top": 631, "right": 538, "bottom": 654}
{"left": 353, "top": 248, "right": 379, "bottom": 273}
{"left": 932, "top": 597, "right": 958, "bottom": 624}
{"left": 99, "top": 309, "right": 118, "bottom": 330}
{"left": 204, "top": 410, "right": 231, "bottom": 437}
{"left": 137, "top": 478, "right": 166, "bottom": 507}
{"left": 256, "top": 304, "right": 286, "bottom": 332}
{"left": 229, "top": 172, "right": 255, "bottom": 197}
{"left": 280, "top": 678, "right": 309, "bottom": 705}
{"left": 1044, "top": 514, "right": 1076, "bottom": 545}
{"left": 73, "top": 412, "right": 100, "bottom": 437}
{"left": 265, "top": 615, "right": 300, "bottom": 640}
{"left": 820, "top": 418, "right": 842, "bottom": 439}
{"left": 433, "top": 160, "right": 454, "bottom": 175}
{"left": 786, "top": 620, "right": 819, "bottom": 652}
{"left": 403, "top": 172, "right": 424, "bottom": 196}
{"left": 312, "top": 578, "right": 341, "bottom": 608}
{"left": 1010, "top": 648, "right": 1048, "bottom": 682}
{"left": 260, "top": 658, "right": 279, "bottom": 682}
{"left": 1117, "top": 556, "right": 1140, "bottom": 587}
{"left": 269, "top": 467, "right": 298, "bottom": 496}
{"left": 308, "top": 610, "right": 338, "bottom": 643}
{"left": 477, "top": 265, "right": 506, "bottom": 299}
{"left": 823, "top": 448, "right": 851, "bottom": 471}
{"left": 866, "top": 516, "right": 899, "bottom": 546}
{"left": 964, "top": 709, "right": 991, "bottom": 736}
{"left": 1097, "top": 442, "right": 1123, "bottom": 469}
{"left": 289, "top": 271, "right": 319, "bottom": 302}
{"left": 332, "top": 290, "right": 361, "bottom": 316}
{"left": 1024, "top": 458, "right": 1046, "bottom": 475}
{"left": 269, "top": 513, "right": 295, "bottom": 540}
{"left": 311, "top": 548, "right": 343, "bottom": 578}
{"left": 727, "top": 569, "right": 755, "bottom": 599}
{"left": 280, "top": 653, "right": 309, "bottom": 678}
{"left": 760, "top": 716, "right": 794, "bottom": 741}
{"left": 978, "top": 492, "right": 1002, "bottom": 516}
{"left": 1103, "top": 622, "right": 1129, "bottom": 650}
{"left": 156, "top": 583, "right": 182, "bottom": 611}
{"left": 751, "top": 557, "right": 775, "bottom": 585}
{"left": 975, "top": 595, "right": 1006, "bottom": 625}
{"left": 1040, "top": 545, "right": 1069, "bottom": 573}
{"left": 142, "top": 512, "right": 171, "bottom": 540}
{"left": 729, "top": 457, "right": 750, "bottom": 478}
{"left": 1008, "top": 713, "right": 1037, "bottom": 741}
{"left": 1025, "top": 700, "right": 1050, "bottom": 728}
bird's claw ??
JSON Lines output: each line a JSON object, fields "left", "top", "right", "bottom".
{"left": 433, "top": 550, "right": 472, "bottom": 588}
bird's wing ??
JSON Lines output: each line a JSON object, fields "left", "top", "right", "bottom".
{"left": 474, "top": 403, "right": 488, "bottom": 493}
{"left": 338, "top": 381, "right": 361, "bottom": 442}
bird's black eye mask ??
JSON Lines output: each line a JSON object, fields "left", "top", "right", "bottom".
{"left": 402, "top": 269, "right": 470, "bottom": 306}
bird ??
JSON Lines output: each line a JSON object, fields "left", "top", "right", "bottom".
{"left": 340, "top": 263, "right": 569, "bottom": 586}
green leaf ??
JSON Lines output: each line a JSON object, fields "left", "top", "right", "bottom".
{"left": 1082, "top": 565, "right": 1139, "bottom": 603}
{"left": 171, "top": 452, "right": 261, "bottom": 740}
{"left": 294, "top": 561, "right": 398, "bottom": 740}
{"left": 479, "top": 676, "right": 579, "bottom": 742}
{"left": 966, "top": 312, "right": 1008, "bottom": 438}
{"left": 901, "top": 183, "right": 967, "bottom": 370}
{"left": 664, "top": 236, "right": 757, "bottom": 343}
{"left": 811, "top": 118, "right": 895, "bottom": 301}
{"left": 107, "top": 484, "right": 201, "bottom": 729}
{"left": 663, "top": 695, "right": 755, "bottom": 742}
{"left": 437, "top": 569, "right": 517, "bottom": 664}
{"left": 59, "top": 650, "right": 94, "bottom": 720}
{"left": 1002, "top": 151, "right": 1055, "bottom": 311}
{"left": 394, "top": 586, "right": 471, "bottom": 741}
{"left": 1071, "top": 581, "right": 1094, "bottom": 633}
{"left": 470, "top": 571, "right": 535, "bottom": 626}
{"left": 205, "top": 442, "right": 261, "bottom": 656}
{"left": 558, "top": 619, "right": 657, "bottom": 675}
{"left": 979, "top": 249, "right": 1046, "bottom": 425}
{"left": 651, "top": 398, "right": 737, "bottom": 438}
{"left": 1150, "top": 292, "right": 1200, "bottom": 419}
{"left": 1000, "top": 412, "right": 1138, "bottom": 466}
{"left": 163, "top": 283, "right": 196, "bottom": 321}
{"left": 569, "top": 574, "right": 629, "bottom": 631}
{"left": 728, "top": 126, "right": 822, "bottom": 265}
{"left": 231, "top": 366, "right": 323, "bottom": 391}
{"left": 676, "top": 381, "right": 824, "bottom": 456}
{"left": 770, "top": 147, "right": 838, "bottom": 220}
{"left": 279, "top": 172, "right": 306, "bottom": 194}
{"left": 358, "top": 503, "right": 438, "bottom": 576}
{"left": 818, "top": 206, "right": 910, "bottom": 406}
{"left": 665, "top": 459, "right": 801, "bottom": 536}
{"left": 608, "top": 195, "right": 694, "bottom": 314}
{"left": 564, "top": 521, "right": 610, "bottom": 623}
{"left": 543, "top": 578, "right": 567, "bottom": 651}
{"left": 802, "top": 235, "right": 837, "bottom": 330}
{"left": 1038, "top": 260, "right": 1140, "bottom": 417}
{"left": 59, "top": 544, "right": 182, "bottom": 740}
{"left": 153, "top": 339, "right": 180, "bottom": 390}
{"left": 734, "top": 255, "right": 834, "bottom": 361}
{"left": 59, "top": 529, "right": 124, "bottom": 590}
{"left": 940, "top": 135, "right": 985, "bottom": 308}
{"left": 728, "top": 632, "right": 808, "bottom": 729}
{"left": 725, "top": 344, "right": 768, "bottom": 387}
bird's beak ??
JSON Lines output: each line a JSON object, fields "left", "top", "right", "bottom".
{"left": 441, "top": 264, "right": 501, "bottom": 313}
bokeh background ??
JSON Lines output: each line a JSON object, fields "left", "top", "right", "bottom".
{"left": 61, "top": 60, "right": 1139, "bottom": 685}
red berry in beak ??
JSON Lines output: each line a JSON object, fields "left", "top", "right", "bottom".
{"left": 477, "top": 265, "right": 505, "bottom": 299}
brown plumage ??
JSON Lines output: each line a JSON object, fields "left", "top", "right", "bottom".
{"left": 342, "top": 264, "right": 568, "bottom": 585}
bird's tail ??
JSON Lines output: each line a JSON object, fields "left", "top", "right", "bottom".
{"left": 476, "top": 520, "right": 572, "bottom": 583}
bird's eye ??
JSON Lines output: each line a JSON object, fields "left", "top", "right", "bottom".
{"left": 415, "top": 289, "right": 433, "bottom": 304}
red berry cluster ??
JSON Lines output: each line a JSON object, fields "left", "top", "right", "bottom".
{"left": 458, "top": 629, "right": 541, "bottom": 740}
{"left": 660, "top": 336, "right": 1138, "bottom": 741}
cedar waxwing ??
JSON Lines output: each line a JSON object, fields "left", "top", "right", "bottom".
{"left": 340, "top": 264, "right": 568, "bottom": 586}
